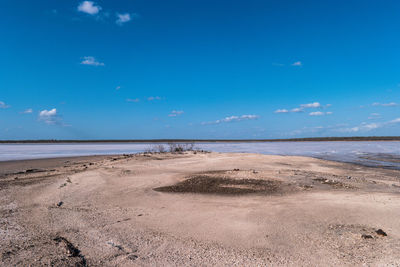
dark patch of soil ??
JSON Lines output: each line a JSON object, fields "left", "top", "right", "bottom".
{"left": 154, "top": 175, "right": 283, "bottom": 195}
{"left": 53, "top": 236, "right": 87, "bottom": 266}
{"left": 0, "top": 176, "right": 51, "bottom": 189}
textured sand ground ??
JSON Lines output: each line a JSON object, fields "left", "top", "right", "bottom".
{"left": 1, "top": 152, "right": 400, "bottom": 266}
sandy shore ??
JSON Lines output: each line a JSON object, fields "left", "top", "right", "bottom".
{"left": 1, "top": 152, "right": 400, "bottom": 266}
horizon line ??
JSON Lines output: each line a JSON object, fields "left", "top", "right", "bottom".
{"left": 1, "top": 136, "right": 400, "bottom": 143}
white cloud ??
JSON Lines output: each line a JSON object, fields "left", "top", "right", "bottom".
{"left": 126, "top": 98, "right": 139, "bottom": 103}
{"left": 39, "top": 108, "right": 56, "bottom": 117}
{"left": 169, "top": 110, "right": 184, "bottom": 117}
{"left": 309, "top": 111, "right": 332, "bottom": 116}
{"left": 274, "top": 109, "right": 289, "bottom": 113}
{"left": 372, "top": 102, "right": 398, "bottom": 107}
{"left": 115, "top": 86, "right": 121, "bottom": 90}
{"left": 78, "top": 1, "right": 101, "bottom": 15}
{"left": 341, "top": 123, "right": 380, "bottom": 133}
{"left": 275, "top": 102, "right": 332, "bottom": 115}
{"left": 389, "top": 118, "right": 400, "bottom": 124}
{"left": 0, "top": 101, "right": 10, "bottom": 109}
{"left": 291, "top": 108, "right": 303, "bottom": 113}
{"left": 116, "top": 13, "right": 131, "bottom": 25}
{"left": 220, "top": 115, "right": 259, "bottom": 123}
{"left": 147, "top": 96, "right": 161, "bottom": 101}
{"left": 39, "top": 108, "right": 59, "bottom": 124}
{"left": 21, "top": 108, "right": 33, "bottom": 114}
{"left": 80, "top": 56, "right": 104, "bottom": 66}
{"left": 291, "top": 61, "right": 302, "bottom": 66}
{"left": 309, "top": 111, "right": 324, "bottom": 116}
{"left": 203, "top": 114, "right": 259, "bottom": 125}
{"left": 339, "top": 117, "right": 400, "bottom": 133}
{"left": 301, "top": 102, "right": 321, "bottom": 108}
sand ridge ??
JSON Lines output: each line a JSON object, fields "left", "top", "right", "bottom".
{"left": 1, "top": 152, "right": 400, "bottom": 266}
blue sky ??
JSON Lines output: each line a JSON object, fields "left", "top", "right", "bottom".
{"left": 1, "top": 0, "right": 400, "bottom": 139}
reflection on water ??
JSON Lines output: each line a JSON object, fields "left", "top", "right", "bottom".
{"left": 1, "top": 141, "right": 400, "bottom": 169}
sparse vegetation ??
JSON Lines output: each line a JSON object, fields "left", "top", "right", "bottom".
{"left": 167, "top": 142, "right": 195, "bottom": 153}
{"left": 145, "top": 142, "right": 201, "bottom": 154}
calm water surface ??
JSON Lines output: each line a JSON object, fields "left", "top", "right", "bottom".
{"left": 1, "top": 142, "right": 400, "bottom": 169}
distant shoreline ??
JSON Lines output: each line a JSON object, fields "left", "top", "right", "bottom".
{"left": 1, "top": 136, "right": 400, "bottom": 143}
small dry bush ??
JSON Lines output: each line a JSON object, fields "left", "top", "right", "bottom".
{"left": 145, "top": 142, "right": 198, "bottom": 154}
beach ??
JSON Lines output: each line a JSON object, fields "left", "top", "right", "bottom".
{"left": 1, "top": 151, "right": 400, "bottom": 266}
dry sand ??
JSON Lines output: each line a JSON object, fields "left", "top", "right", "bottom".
{"left": 1, "top": 152, "right": 400, "bottom": 266}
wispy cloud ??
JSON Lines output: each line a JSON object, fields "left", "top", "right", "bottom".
{"left": 116, "top": 13, "right": 132, "bottom": 25}
{"left": 0, "top": 101, "right": 10, "bottom": 109}
{"left": 309, "top": 111, "right": 332, "bottom": 116}
{"left": 339, "top": 117, "right": 400, "bottom": 133}
{"left": 168, "top": 110, "right": 184, "bottom": 117}
{"left": 274, "top": 109, "right": 289, "bottom": 114}
{"left": 80, "top": 56, "right": 104, "bottom": 66}
{"left": 372, "top": 102, "right": 398, "bottom": 107}
{"left": 78, "top": 1, "right": 101, "bottom": 15}
{"left": 339, "top": 122, "right": 379, "bottom": 133}
{"left": 286, "top": 124, "right": 347, "bottom": 137}
{"left": 288, "top": 126, "right": 325, "bottom": 136}
{"left": 301, "top": 102, "right": 321, "bottom": 108}
{"left": 291, "top": 108, "right": 303, "bottom": 113}
{"left": 115, "top": 86, "right": 121, "bottom": 90}
{"left": 275, "top": 102, "right": 331, "bottom": 115}
{"left": 126, "top": 98, "right": 139, "bottom": 103}
{"left": 368, "top": 113, "right": 381, "bottom": 120}
{"left": 273, "top": 61, "right": 302, "bottom": 67}
{"left": 203, "top": 114, "right": 259, "bottom": 125}
{"left": 21, "top": 108, "right": 33, "bottom": 114}
{"left": 147, "top": 96, "right": 161, "bottom": 101}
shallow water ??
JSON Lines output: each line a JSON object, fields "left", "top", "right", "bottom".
{"left": 1, "top": 142, "right": 400, "bottom": 169}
